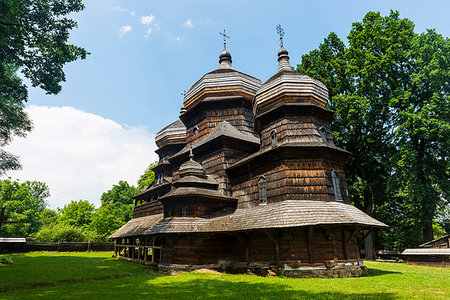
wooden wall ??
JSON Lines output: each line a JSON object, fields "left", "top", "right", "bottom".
{"left": 260, "top": 115, "right": 333, "bottom": 152}
{"left": 185, "top": 106, "right": 254, "bottom": 147}
{"left": 159, "top": 226, "right": 361, "bottom": 266}
{"left": 133, "top": 201, "right": 163, "bottom": 218}
{"left": 231, "top": 156, "right": 349, "bottom": 207}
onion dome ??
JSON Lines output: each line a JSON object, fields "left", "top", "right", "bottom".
{"left": 179, "top": 151, "right": 206, "bottom": 178}
{"left": 182, "top": 45, "right": 261, "bottom": 111}
{"left": 155, "top": 119, "right": 186, "bottom": 148}
{"left": 254, "top": 37, "right": 329, "bottom": 117}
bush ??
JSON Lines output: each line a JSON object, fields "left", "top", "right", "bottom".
{"left": 35, "top": 224, "right": 87, "bottom": 242}
{"left": 0, "top": 256, "right": 14, "bottom": 265}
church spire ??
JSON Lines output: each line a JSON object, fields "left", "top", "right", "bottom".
{"left": 218, "top": 29, "right": 233, "bottom": 69}
{"left": 276, "top": 24, "right": 291, "bottom": 71}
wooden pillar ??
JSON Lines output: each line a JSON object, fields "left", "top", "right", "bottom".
{"left": 306, "top": 226, "right": 313, "bottom": 264}
{"left": 342, "top": 230, "right": 348, "bottom": 260}
{"left": 264, "top": 230, "right": 280, "bottom": 262}
{"left": 151, "top": 238, "right": 155, "bottom": 263}
{"left": 144, "top": 237, "right": 148, "bottom": 262}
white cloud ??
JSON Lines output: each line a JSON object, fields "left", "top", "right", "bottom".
{"left": 176, "top": 37, "right": 180, "bottom": 41}
{"left": 4, "top": 106, "right": 158, "bottom": 209}
{"left": 144, "top": 27, "right": 153, "bottom": 38}
{"left": 130, "top": 11, "right": 135, "bottom": 16}
{"left": 119, "top": 25, "right": 132, "bottom": 37}
{"left": 112, "top": 5, "right": 128, "bottom": 12}
{"left": 141, "top": 15, "right": 155, "bottom": 25}
{"left": 183, "top": 19, "right": 194, "bottom": 28}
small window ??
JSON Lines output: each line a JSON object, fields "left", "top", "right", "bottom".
{"left": 318, "top": 126, "right": 327, "bottom": 143}
{"left": 156, "top": 173, "right": 164, "bottom": 184}
{"left": 332, "top": 171, "right": 343, "bottom": 201}
{"left": 193, "top": 126, "right": 199, "bottom": 137}
{"left": 259, "top": 176, "right": 267, "bottom": 204}
{"left": 270, "top": 130, "right": 278, "bottom": 148}
{"left": 167, "top": 208, "right": 172, "bottom": 217}
{"left": 181, "top": 205, "right": 188, "bottom": 217}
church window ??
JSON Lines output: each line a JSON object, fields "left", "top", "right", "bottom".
{"left": 156, "top": 173, "right": 164, "bottom": 184}
{"left": 167, "top": 207, "right": 172, "bottom": 217}
{"left": 332, "top": 171, "right": 343, "bottom": 201}
{"left": 318, "top": 126, "right": 327, "bottom": 143}
{"left": 181, "top": 205, "right": 188, "bottom": 216}
{"left": 259, "top": 176, "right": 267, "bottom": 204}
{"left": 193, "top": 126, "right": 199, "bottom": 137}
{"left": 270, "top": 130, "right": 278, "bottom": 148}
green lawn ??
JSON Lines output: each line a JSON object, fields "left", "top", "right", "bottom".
{"left": 0, "top": 252, "right": 448, "bottom": 299}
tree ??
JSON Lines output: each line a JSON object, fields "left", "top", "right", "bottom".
{"left": 0, "top": 178, "right": 49, "bottom": 236}
{"left": 100, "top": 181, "right": 137, "bottom": 206}
{"left": 297, "top": 11, "right": 449, "bottom": 251}
{"left": 0, "top": 0, "right": 87, "bottom": 174}
{"left": 58, "top": 200, "right": 95, "bottom": 229}
{"left": 137, "top": 162, "right": 157, "bottom": 192}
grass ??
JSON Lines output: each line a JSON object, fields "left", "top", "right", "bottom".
{"left": 0, "top": 252, "right": 449, "bottom": 299}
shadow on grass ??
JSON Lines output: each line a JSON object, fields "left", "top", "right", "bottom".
{"left": 365, "top": 267, "right": 402, "bottom": 277}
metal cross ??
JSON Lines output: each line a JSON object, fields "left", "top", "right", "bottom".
{"left": 276, "top": 24, "right": 285, "bottom": 46}
{"left": 219, "top": 29, "right": 230, "bottom": 49}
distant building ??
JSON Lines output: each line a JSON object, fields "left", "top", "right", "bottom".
{"left": 110, "top": 34, "right": 387, "bottom": 278}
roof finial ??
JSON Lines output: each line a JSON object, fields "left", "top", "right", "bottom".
{"left": 180, "top": 90, "right": 187, "bottom": 114}
{"left": 219, "top": 29, "right": 230, "bottom": 50}
{"left": 276, "top": 24, "right": 291, "bottom": 71}
{"left": 276, "top": 24, "right": 285, "bottom": 47}
{"left": 218, "top": 29, "right": 232, "bottom": 69}
{"left": 189, "top": 146, "right": 194, "bottom": 159}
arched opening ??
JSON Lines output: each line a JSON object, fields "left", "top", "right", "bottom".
{"left": 270, "top": 130, "right": 278, "bottom": 148}
{"left": 318, "top": 126, "right": 327, "bottom": 143}
{"left": 332, "top": 171, "right": 343, "bottom": 201}
{"left": 193, "top": 126, "right": 199, "bottom": 137}
{"left": 259, "top": 176, "right": 267, "bottom": 204}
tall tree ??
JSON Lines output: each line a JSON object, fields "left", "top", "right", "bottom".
{"left": 297, "top": 11, "right": 449, "bottom": 251}
{"left": 58, "top": 200, "right": 95, "bottom": 229}
{"left": 0, "top": 178, "right": 49, "bottom": 236}
{"left": 137, "top": 162, "right": 157, "bottom": 192}
{"left": 0, "top": 0, "right": 87, "bottom": 173}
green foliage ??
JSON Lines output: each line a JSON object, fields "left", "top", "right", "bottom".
{"left": 137, "top": 162, "right": 157, "bottom": 192}
{"left": 0, "top": 178, "right": 49, "bottom": 236}
{"left": 297, "top": 10, "right": 449, "bottom": 249}
{"left": 0, "top": 0, "right": 87, "bottom": 174}
{"left": 0, "top": 256, "right": 13, "bottom": 265}
{"left": 88, "top": 203, "right": 131, "bottom": 241}
{"left": 58, "top": 200, "right": 95, "bottom": 229}
{"left": 101, "top": 181, "right": 137, "bottom": 206}
{"left": 35, "top": 223, "right": 86, "bottom": 242}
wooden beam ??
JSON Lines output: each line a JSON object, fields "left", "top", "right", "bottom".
{"left": 359, "top": 229, "right": 373, "bottom": 245}
{"left": 306, "top": 226, "right": 313, "bottom": 264}
{"left": 346, "top": 227, "right": 360, "bottom": 248}
{"left": 342, "top": 230, "right": 348, "bottom": 260}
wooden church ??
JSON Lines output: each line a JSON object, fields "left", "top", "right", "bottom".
{"left": 110, "top": 31, "right": 387, "bottom": 278}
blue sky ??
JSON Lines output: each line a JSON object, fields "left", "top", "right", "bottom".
{"left": 27, "top": 0, "right": 450, "bottom": 130}
{"left": 6, "top": 0, "right": 450, "bottom": 208}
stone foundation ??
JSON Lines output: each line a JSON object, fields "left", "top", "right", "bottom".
{"left": 151, "top": 260, "right": 367, "bottom": 278}
{"left": 282, "top": 261, "right": 367, "bottom": 278}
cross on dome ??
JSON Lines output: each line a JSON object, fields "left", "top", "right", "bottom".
{"left": 219, "top": 29, "right": 230, "bottom": 50}
{"left": 276, "top": 24, "right": 285, "bottom": 47}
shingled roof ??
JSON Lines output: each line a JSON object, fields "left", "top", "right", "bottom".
{"left": 146, "top": 200, "right": 387, "bottom": 234}
{"left": 172, "top": 121, "right": 259, "bottom": 159}
{"left": 108, "top": 214, "right": 163, "bottom": 238}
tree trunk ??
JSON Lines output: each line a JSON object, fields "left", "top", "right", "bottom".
{"left": 422, "top": 221, "right": 433, "bottom": 244}
{"left": 364, "top": 188, "right": 375, "bottom": 259}
{"left": 364, "top": 231, "right": 375, "bottom": 259}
